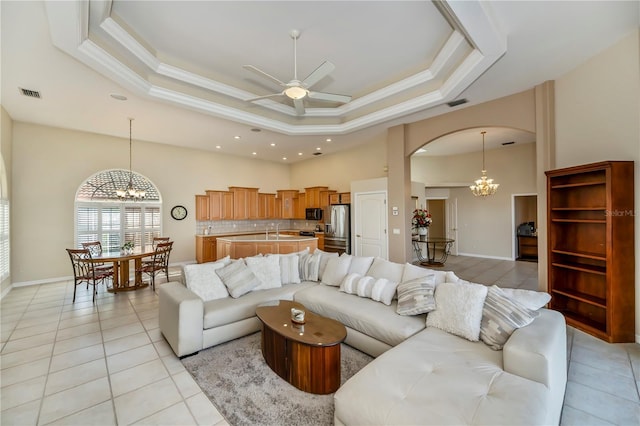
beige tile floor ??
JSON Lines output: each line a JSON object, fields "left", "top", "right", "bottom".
{"left": 1, "top": 256, "right": 639, "bottom": 425}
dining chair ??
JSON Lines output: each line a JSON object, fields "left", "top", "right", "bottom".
{"left": 66, "top": 248, "right": 113, "bottom": 302}
{"left": 137, "top": 241, "right": 173, "bottom": 289}
{"left": 81, "top": 241, "right": 114, "bottom": 275}
{"left": 152, "top": 237, "right": 171, "bottom": 248}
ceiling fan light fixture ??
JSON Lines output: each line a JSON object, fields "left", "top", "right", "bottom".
{"left": 284, "top": 86, "right": 308, "bottom": 100}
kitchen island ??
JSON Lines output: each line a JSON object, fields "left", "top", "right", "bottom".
{"left": 216, "top": 234, "right": 317, "bottom": 259}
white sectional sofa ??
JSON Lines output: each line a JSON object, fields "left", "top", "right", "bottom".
{"left": 159, "top": 250, "right": 567, "bottom": 425}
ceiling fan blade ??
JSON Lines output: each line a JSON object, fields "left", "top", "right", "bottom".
{"left": 301, "top": 61, "right": 335, "bottom": 89}
{"left": 307, "top": 91, "right": 351, "bottom": 104}
{"left": 246, "top": 92, "right": 285, "bottom": 102}
{"left": 243, "top": 65, "right": 286, "bottom": 87}
{"left": 293, "top": 98, "right": 305, "bottom": 115}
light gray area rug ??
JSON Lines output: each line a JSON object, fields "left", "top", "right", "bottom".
{"left": 181, "top": 332, "right": 373, "bottom": 426}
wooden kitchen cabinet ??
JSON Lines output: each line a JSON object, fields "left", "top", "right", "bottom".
{"left": 320, "top": 189, "right": 337, "bottom": 208}
{"left": 546, "top": 160, "right": 635, "bottom": 343}
{"left": 317, "top": 233, "right": 325, "bottom": 250}
{"left": 195, "top": 236, "right": 218, "bottom": 263}
{"left": 258, "top": 193, "right": 276, "bottom": 219}
{"left": 295, "top": 193, "right": 306, "bottom": 219}
{"left": 277, "top": 190, "right": 299, "bottom": 219}
{"left": 195, "top": 195, "right": 210, "bottom": 220}
{"left": 339, "top": 192, "right": 351, "bottom": 204}
{"left": 206, "top": 190, "right": 234, "bottom": 220}
{"left": 305, "top": 187, "right": 328, "bottom": 208}
{"left": 230, "top": 187, "right": 259, "bottom": 220}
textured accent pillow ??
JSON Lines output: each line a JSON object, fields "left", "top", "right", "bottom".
{"left": 340, "top": 273, "right": 362, "bottom": 294}
{"left": 396, "top": 275, "right": 436, "bottom": 315}
{"left": 348, "top": 256, "right": 374, "bottom": 275}
{"left": 315, "top": 249, "right": 339, "bottom": 281}
{"left": 299, "top": 250, "right": 322, "bottom": 281}
{"left": 480, "top": 285, "right": 540, "bottom": 350}
{"left": 245, "top": 255, "right": 282, "bottom": 291}
{"left": 500, "top": 288, "right": 551, "bottom": 310}
{"left": 183, "top": 260, "right": 230, "bottom": 301}
{"left": 215, "top": 260, "right": 260, "bottom": 298}
{"left": 322, "top": 254, "right": 353, "bottom": 286}
{"left": 426, "top": 281, "right": 488, "bottom": 341}
{"left": 357, "top": 276, "right": 398, "bottom": 305}
{"left": 367, "top": 257, "right": 405, "bottom": 282}
{"left": 278, "top": 253, "right": 301, "bottom": 285}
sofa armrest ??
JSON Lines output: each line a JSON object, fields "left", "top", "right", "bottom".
{"left": 503, "top": 308, "right": 567, "bottom": 388}
{"left": 159, "top": 282, "right": 204, "bottom": 357}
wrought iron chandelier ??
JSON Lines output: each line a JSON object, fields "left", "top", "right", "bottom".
{"left": 116, "top": 118, "right": 146, "bottom": 200}
{"left": 470, "top": 131, "right": 499, "bottom": 197}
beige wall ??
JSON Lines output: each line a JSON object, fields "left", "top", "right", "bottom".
{"left": 412, "top": 142, "right": 537, "bottom": 258}
{"left": 11, "top": 122, "right": 290, "bottom": 284}
{"left": 289, "top": 134, "right": 387, "bottom": 192}
{"left": 1, "top": 106, "right": 12, "bottom": 296}
{"left": 555, "top": 29, "right": 640, "bottom": 341}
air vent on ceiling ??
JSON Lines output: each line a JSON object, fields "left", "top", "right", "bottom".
{"left": 447, "top": 98, "right": 467, "bottom": 107}
{"left": 313, "top": 152, "right": 323, "bottom": 156}
{"left": 19, "top": 88, "right": 41, "bottom": 99}
{"left": 502, "top": 141, "right": 515, "bottom": 146}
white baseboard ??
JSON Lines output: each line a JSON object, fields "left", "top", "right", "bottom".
{"left": 456, "top": 252, "right": 513, "bottom": 261}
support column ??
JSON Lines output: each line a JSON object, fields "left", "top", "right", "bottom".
{"left": 387, "top": 125, "right": 412, "bottom": 263}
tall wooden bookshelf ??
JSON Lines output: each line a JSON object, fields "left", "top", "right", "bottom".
{"left": 546, "top": 161, "right": 635, "bottom": 343}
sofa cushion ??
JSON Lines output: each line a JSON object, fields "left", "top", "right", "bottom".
{"left": 366, "top": 257, "right": 405, "bottom": 282}
{"left": 215, "top": 260, "right": 261, "bottom": 298}
{"left": 480, "top": 285, "right": 540, "bottom": 350}
{"left": 277, "top": 253, "right": 300, "bottom": 285}
{"left": 246, "top": 255, "right": 282, "bottom": 291}
{"left": 202, "top": 282, "right": 318, "bottom": 329}
{"left": 396, "top": 274, "right": 436, "bottom": 315}
{"left": 295, "top": 285, "right": 425, "bottom": 347}
{"left": 500, "top": 287, "right": 551, "bottom": 310}
{"left": 315, "top": 249, "right": 339, "bottom": 281}
{"left": 334, "top": 327, "right": 548, "bottom": 426}
{"left": 347, "top": 256, "right": 374, "bottom": 275}
{"left": 183, "top": 259, "right": 230, "bottom": 302}
{"left": 402, "top": 263, "right": 459, "bottom": 285}
{"left": 321, "top": 254, "right": 352, "bottom": 286}
{"left": 426, "top": 280, "right": 488, "bottom": 341}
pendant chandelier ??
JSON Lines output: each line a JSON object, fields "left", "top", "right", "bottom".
{"left": 116, "top": 118, "right": 146, "bottom": 200}
{"left": 470, "top": 131, "right": 499, "bottom": 197}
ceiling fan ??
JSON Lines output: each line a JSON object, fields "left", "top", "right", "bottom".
{"left": 244, "top": 29, "right": 351, "bottom": 115}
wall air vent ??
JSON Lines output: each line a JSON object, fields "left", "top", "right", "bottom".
{"left": 447, "top": 98, "right": 467, "bottom": 107}
{"left": 502, "top": 141, "right": 515, "bottom": 146}
{"left": 19, "top": 88, "right": 41, "bottom": 99}
{"left": 313, "top": 152, "right": 323, "bottom": 156}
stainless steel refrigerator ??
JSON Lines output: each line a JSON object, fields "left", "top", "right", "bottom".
{"left": 323, "top": 204, "right": 351, "bottom": 254}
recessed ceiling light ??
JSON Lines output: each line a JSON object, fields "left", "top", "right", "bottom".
{"left": 252, "top": 152, "right": 257, "bottom": 155}
{"left": 326, "top": 138, "right": 332, "bottom": 142}
{"left": 215, "top": 145, "right": 221, "bottom": 149}
{"left": 270, "top": 143, "right": 276, "bottom": 147}
{"left": 316, "top": 147, "right": 321, "bottom": 151}
{"left": 110, "top": 93, "right": 127, "bottom": 101}
{"left": 298, "top": 152, "right": 303, "bottom": 156}
{"left": 282, "top": 157, "right": 287, "bottom": 161}
{"left": 234, "top": 135, "right": 241, "bottom": 140}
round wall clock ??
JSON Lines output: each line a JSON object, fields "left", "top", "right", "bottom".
{"left": 171, "top": 205, "right": 188, "bottom": 220}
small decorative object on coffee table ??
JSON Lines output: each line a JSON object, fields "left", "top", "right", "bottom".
{"left": 256, "top": 300, "right": 346, "bottom": 394}
{"left": 291, "top": 307, "right": 306, "bottom": 324}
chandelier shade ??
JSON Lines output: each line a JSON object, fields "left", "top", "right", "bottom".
{"left": 117, "top": 118, "right": 146, "bottom": 200}
{"left": 470, "top": 131, "right": 499, "bottom": 197}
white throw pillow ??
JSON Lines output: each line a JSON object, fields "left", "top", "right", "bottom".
{"left": 278, "top": 253, "right": 301, "bottom": 284}
{"left": 339, "top": 274, "right": 398, "bottom": 306}
{"left": 348, "top": 256, "right": 374, "bottom": 275}
{"left": 315, "top": 249, "right": 339, "bottom": 281}
{"left": 299, "top": 250, "right": 322, "bottom": 281}
{"left": 396, "top": 275, "right": 436, "bottom": 316}
{"left": 322, "top": 254, "right": 353, "bottom": 286}
{"left": 402, "top": 263, "right": 447, "bottom": 284}
{"left": 480, "top": 285, "right": 540, "bottom": 350}
{"left": 340, "top": 273, "right": 362, "bottom": 295}
{"left": 367, "top": 257, "right": 405, "bottom": 283}
{"left": 183, "top": 260, "right": 230, "bottom": 301}
{"left": 500, "top": 287, "right": 551, "bottom": 310}
{"left": 427, "top": 281, "right": 488, "bottom": 341}
{"left": 245, "top": 255, "right": 282, "bottom": 290}
{"left": 215, "top": 260, "right": 260, "bottom": 298}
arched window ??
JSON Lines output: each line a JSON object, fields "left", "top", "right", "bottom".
{"left": 75, "top": 170, "right": 162, "bottom": 252}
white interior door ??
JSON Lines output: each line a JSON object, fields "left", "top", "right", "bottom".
{"left": 354, "top": 192, "right": 387, "bottom": 258}
{"left": 446, "top": 197, "right": 459, "bottom": 256}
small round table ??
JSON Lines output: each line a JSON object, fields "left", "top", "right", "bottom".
{"left": 412, "top": 237, "right": 455, "bottom": 267}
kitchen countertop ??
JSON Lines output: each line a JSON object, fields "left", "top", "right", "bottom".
{"left": 216, "top": 234, "right": 317, "bottom": 242}
{"left": 197, "top": 230, "right": 323, "bottom": 237}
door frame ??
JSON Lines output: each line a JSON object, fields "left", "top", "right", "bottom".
{"left": 426, "top": 195, "right": 458, "bottom": 256}
{"left": 353, "top": 190, "right": 388, "bottom": 258}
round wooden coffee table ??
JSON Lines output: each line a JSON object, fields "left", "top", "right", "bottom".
{"left": 256, "top": 300, "right": 347, "bottom": 394}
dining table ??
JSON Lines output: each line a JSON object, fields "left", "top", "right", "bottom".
{"left": 89, "top": 246, "right": 155, "bottom": 292}
{"left": 412, "top": 237, "right": 455, "bottom": 267}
